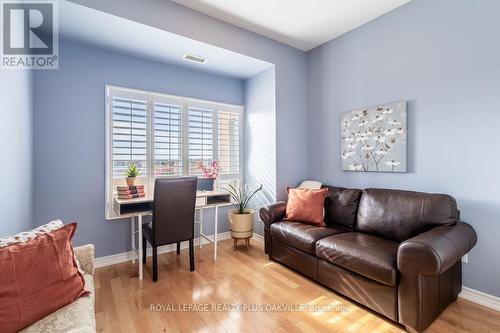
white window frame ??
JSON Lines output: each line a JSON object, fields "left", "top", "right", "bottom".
{"left": 105, "top": 85, "right": 244, "bottom": 220}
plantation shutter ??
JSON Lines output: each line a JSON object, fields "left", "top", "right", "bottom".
{"left": 188, "top": 105, "right": 214, "bottom": 174}
{"left": 218, "top": 110, "right": 240, "bottom": 174}
{"left": 106, "top": 85, "right": 244, "bottom": 220}
{"left": 111, "top": 92, "right": 148, "bottom": 178}
{"left": 153, "top": 97, "right": 184, "bottom": 176}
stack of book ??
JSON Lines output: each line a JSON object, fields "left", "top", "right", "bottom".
{"left": 116, "top": 185, "right": 145, "bottom": 199}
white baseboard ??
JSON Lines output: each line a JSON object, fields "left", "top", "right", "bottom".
{"left": 95, "top": 231, "right": 264, "bottom": 268}
{"left": 459, "top": 286, "right": 500, "bottom": 312}
{"left": 252, "top": 233, "right": 264, "bottom": 244}
{"left": 95, "top": 232, "right": 231, "bottom": 268}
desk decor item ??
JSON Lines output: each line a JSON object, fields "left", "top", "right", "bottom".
{"left": 223, "top": 183, "right": 263, "bottom": 250}
{"left": 124, "top": 162, "right": 140, "bottom": 186}
{"left": 341, "top": 101, "right": 407, "bottom": 172}
{"left": 116, "top": 185, "right": 145, "bottom": 199}
{"left": 197, "top": 160, "right": 220, "bottom": 191}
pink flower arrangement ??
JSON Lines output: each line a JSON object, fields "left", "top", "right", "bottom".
{"left": 197, "top": 160, "right": 220, "bottom": 179}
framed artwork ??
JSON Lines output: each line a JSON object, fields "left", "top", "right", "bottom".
{"left": 341, "top": 101, "right": 407, "bottom": 172}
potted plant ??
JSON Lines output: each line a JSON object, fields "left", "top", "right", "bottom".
{"left": 223, "top": 183, "right": 263, "bottom": 250}
{"left": 197, "top": 160, "right": 220, "bottom": 191}
{"left": 125, "top": 163, "right": 140, "bottom": 187}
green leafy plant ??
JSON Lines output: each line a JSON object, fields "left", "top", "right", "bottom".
{"left": 125, "top": 163, "right": 140, "bottom": 177}
{"left": 223, "top": 183, "right": 263, "bottom": 214}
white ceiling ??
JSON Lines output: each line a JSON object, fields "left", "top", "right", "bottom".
{"left": 59, "top": 1, "right": 273, "bottom": 79}
{"left": 171, "top": 0, "right": 410, "bottom": 51}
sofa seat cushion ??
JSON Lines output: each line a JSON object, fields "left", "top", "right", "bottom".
{"left": 20, "top": 273, "right": 96, "bottom": 333}
{"left": 316, "top": 232, "right": 399, "bottom": 286}
{"left": 270, "top": 221, "right": 348, "bottom": 255}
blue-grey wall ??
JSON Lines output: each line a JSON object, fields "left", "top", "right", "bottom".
{"left": 306, "top": 0, "right": 500, "bottom": 296}
{"left": 33, "top": 41, "right": 244, "bottom": 256}
{"left": 68, "top": 0, "right": 308, "bottom": 201}
{"left": 0, "top": 70, "right": 33, "bottom": 236}
{"left": 244, "top": 67, "right": 277, "bottom": 236}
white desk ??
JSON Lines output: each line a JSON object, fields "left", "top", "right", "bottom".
{"left": 113, "top": 190, "right": 231, "bottom": 280}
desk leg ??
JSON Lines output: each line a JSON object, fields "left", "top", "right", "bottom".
{"left": 138, "top": 215, "right": 143, "bottom": 280}
{"left": 131, "top": 216, "right": 136, "bottom": 264}
{"left": 199, "top": 208, "right": 203, "bottom": 249}
{"left": 214, "top": 205, "right": 218, "bottom": 261}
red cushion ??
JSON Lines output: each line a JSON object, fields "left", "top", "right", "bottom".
{"left": 0, "top": 223, "right": 87, "bottom": 333}
{"left": 285, "top": 188, "right": 328, "bottom": 226}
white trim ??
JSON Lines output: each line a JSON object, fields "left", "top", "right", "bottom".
{"left": 95, "top": 232, "right": 231, "bottom": 268}
{"left": 106, "top": 85, "right": 244, "bottom": 110}
{"left": 212, "top": 106, "right": 219, "bottom": 174}
{"left": 147, "top": 93, "right": 154, "bottom": 195}
{"left": 251, "top": 233, "right": 264, "bottom": 244}
{"left": 105, "top": 86, "right": 112, "bottom": 219}
{"left": 459, "top": 287, "right": 500, "bottom": 312}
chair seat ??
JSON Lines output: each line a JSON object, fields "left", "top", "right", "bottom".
{"left": 270, "top": 221, "right": 348, "bottom": 255}
{"left": 316, "top": 232, "right": 399, "bottom": 286}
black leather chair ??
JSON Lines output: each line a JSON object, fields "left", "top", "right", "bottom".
{"left": 142, "top": 177, "right": 198, "bottom": 281}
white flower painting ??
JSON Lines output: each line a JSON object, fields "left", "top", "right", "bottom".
{"left": 341, "top": 101, "right": 407, "bottom": 172}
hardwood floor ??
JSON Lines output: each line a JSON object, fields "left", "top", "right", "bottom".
{"left": 95, "top": 239, "right": 500, "bottom": 333}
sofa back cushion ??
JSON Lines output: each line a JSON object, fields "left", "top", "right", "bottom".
{"left": 356, "top": 189, "right": 459, "bottom": 242}
{"left": 323, "top": 186, "right": 363, "bottom": 230}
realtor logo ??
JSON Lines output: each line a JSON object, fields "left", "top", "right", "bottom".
{"left": 1, "top": 0, "right": 58, "bottom": 69}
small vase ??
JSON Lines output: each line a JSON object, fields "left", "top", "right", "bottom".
{"left": 198, "top": 178, "right": 215, "bottom": 191}
{"left": 126, "top": 177, "right": 136, "bottom": 187}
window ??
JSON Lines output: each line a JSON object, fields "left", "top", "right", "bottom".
{"left": 188, "top": 106, "right": 214, "bottom": 174}
{"left": 105, "top": 86, "right": 244, "bottom": 219}
{"left": 153, "top": 99, "right": 184, "bottom": 177}
{"left": 111, "top": 97, "right": 148, "bottom": 178}
{"left": 218, "top": 109, "right": 240, "bottom": 175}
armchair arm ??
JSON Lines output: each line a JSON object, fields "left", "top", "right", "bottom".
{"left": 74, "top": 244, "right": 95, "bottom": 276}
{"left": 259, "top": 201, "right": 286, "bottom": 254}
{"left": 259, "top": 201, "right": 287, "bottom": 228}
{"left": 398, "top": 221, "right": 477, "bottom": 276}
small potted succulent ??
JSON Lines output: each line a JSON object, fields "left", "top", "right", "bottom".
{"left": 223, "top": 183, "right": 263, "bottom": 249}
{"left": 125, "top": 163, "right": 140, "bottom": 187}
{"left": 197, "top": 160, "right": 220, "bottom": 191}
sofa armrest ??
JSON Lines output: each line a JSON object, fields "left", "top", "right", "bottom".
{"left": 398, "top": 221, "right": 477, "bottom": 276}
{"left": 397, "top": 222, "right": 476, "bottom": 332}
{"left": 74, "top": 244, "right": 95, "bottom": 276}
{"left": 259, "top": 201, "right": 287, "bottom": 228}
{"left": 259, "top": 201, "right": 286, "bottom": 254}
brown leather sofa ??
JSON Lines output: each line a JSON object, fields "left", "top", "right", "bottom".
{"left": 260, "top": 186, "right": 477, "bottom": 333}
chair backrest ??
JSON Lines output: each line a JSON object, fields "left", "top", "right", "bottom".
{"left": 152, "top": 177, "right": 198, "bottom": 245}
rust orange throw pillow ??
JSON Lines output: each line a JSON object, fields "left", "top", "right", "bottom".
{"left": 285, "top": 188, "right": 328, "bottom": 226}
{"left": 0, "top": 223, "right": 87, "bottom": 333}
